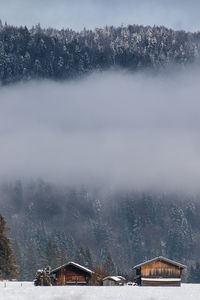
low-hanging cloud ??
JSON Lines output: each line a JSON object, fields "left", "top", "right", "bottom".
{"left": 1, "top": 69, "right": 200, "bottom": 192}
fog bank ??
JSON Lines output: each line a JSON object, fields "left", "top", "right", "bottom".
{"left": 1, "top": 70, "right": 200, "bottom": 192}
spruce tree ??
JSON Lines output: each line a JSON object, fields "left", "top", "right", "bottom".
{"left": 58, "top": 247, "right": 68, "bottom": 266}
{"left": 188, "top": 262, "right": 200, "bottom": 283}
{"left": 25, "top": 242, "right": 37, "bottom": 281}
{"left": 74, "top": 247, "right": 86, "bottom": 266}
{"left": 104, "top": 253, "right": 116, "bottom": 275}
{"left": 85, "top": 247, "right": 93, "bottom": 269}
{"left": 43, "top": 240, "right": 60, "bottom": 269}
{"left": 12, "top": 240, "right": 23, "bottom": 280}
{"left": 0, "top": 214, "right": 18, "bottom": 279}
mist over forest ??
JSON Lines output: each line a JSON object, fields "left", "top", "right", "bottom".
{"left": 1, "top": 21, "right": 200, "bottom": 282}
{"left": 0, "top": 68, "right": 200, "bottom": 281}
{"left": 1, "top": 69, "right": 200, "bottom": 192}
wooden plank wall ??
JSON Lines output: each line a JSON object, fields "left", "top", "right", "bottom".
{"left": 141, "top": 279, "right": 181, "bottom": 286}
{"left": 55, "top": 266, "right": 88, "bottom": 285}
{"left": 141, "top": 261, "right": 181, "bottom": 278}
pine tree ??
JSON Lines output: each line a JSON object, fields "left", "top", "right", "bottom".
{"left": 58, "top": 247, "right": 68, "bottom": 266}
{"left": 84, "top": 247, "right": 93, "bottom": 269}
{"left": 13, "top": 180, "right": 23, "bottom": 212}
{"left": 24, "top": 241, "right": 37, "bottom": 281}
{"left": 74, "top": 247, "right": 86, "bottom": 266}
{"left": 104, "top": 253, "right": 116, "bottom": 275}
{"left": 43, "top": 240, "right": 60, "bottom": 269}
{"left": 12, "top": 240, "right": 23, "bottom": 280}
{"left": 188, "top": 262, "right": 200, "bottom": 283}
{"left": 0, "top": 214, "right": 18, "bottom": 279}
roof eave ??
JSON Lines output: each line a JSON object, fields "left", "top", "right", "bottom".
{"left": 51, "top": 261, "right": 94, "bottom": 274}
{"left": 133, "top": 256, "right": 186, "bottom": 270}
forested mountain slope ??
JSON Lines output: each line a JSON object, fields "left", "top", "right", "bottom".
{"left": 0, "top": 22, "right": 200, "bottom": 84}
{"left": 0, "top": 22, "right": 200, "bottom": 282}
{"left": 0, "top": 180, "right": 199, "bottom": 281}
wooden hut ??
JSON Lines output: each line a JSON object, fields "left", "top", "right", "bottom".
{"left": 103, "top": 276, "right": 126, "bottom": 286}
{"left": 133, "top": 256, "right": 186, "bottom": 286}
{"left": 50, "top": 262, "right": 93, "bottom": 286}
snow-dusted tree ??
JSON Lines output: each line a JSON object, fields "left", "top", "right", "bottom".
{"left": 12, "top": 240, "right": 23, "bottom": 280}
{"left": 104, "top": 253, "right": 116, "bottom": 275}
{"left": 84, "top": 247, "right": 93, "bottom": 269}
{"left": 43, "top": 240, "right": 60, "bottom": 269}
{"left": 0, "top": 214, "right": 18, "bottom": 279}
{"left": 74, "top": 247, "right": 86, "bottom": 266}
{"left": 188, "top": 262, "right": 200, "bottom": 283}
{"left": 24, "top": 241, "right": 37, "bottom": 280}
{"left": 34, "top": 266, "right": 52, "bottom": 286}
{"left": 166, "top": 205, "right": 192, "bottom": 260}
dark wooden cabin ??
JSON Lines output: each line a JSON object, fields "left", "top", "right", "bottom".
{"left": 50, "top": 261, "right": 93, "bottom": 286}
{"left": 133, "top": 256, "right": 186, "bottom": 286}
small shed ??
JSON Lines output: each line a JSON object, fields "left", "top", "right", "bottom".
{"left": 133, "top": 256, "right": 186, "bottom": 286}
{"left": 50, "top": 261, "right": 93, "bottom": 286}
{"left": 103, "top": 276, "right": 126, "bottom": 286}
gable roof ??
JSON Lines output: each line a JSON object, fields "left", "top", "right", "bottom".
{"left": 103, "top": 276, "right": 125, "bottom": 282}
{"left": 133, "top": 256, "right": 186, "bottom": 270}
{"left": 51, "top": 261, "right": 94, "bottom": 274}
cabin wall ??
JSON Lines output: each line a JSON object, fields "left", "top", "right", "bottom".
{"left": 103, "top": 279, "right": 117, "bottom": 286}
{"left": 56, "top": 269, "right": 66, "bottom": 285}
{"left": 141, "top": 279, "right": 181, "bottom": 287}
{"left": 66, "top": 270, "right": 86, "bottom": 283}
{"left": 141, "top": 261, "right": 181, "bottom": 278}
{"left": 53, "top": 265, "right": 90, "bottom": 286}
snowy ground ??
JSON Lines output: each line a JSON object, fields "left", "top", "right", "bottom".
{"left": 0, "top": 282, "right": 199, "bottom": 300}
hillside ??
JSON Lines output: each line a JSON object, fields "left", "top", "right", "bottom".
{"left": 0, "top": 22, "right": 200, "bottom": 84}
{"left": 0, "top": 22, "right": 200, "bottom": 282}
{"left": 0, "top": 180, "right": 199, "bottom": 281}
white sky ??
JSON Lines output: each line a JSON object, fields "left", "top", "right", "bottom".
{"left": 0, "top": 0, "right": 200, "bottom": 31}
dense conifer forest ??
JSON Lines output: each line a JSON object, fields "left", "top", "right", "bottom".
{"left": 0, "top": 180, "right": 199, "bottom": 281}
{"left": 0, "top": 21, "right": 200, "bottom": 84}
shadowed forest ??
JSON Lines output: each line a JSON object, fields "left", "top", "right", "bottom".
{"left": 0, "top": 180, "right": 199, "bottom": 281}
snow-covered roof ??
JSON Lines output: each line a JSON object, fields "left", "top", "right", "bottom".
{"left": 103, "top": 276, "right": 124, "bottom": 282}
{"left": 141, "top": 277, "right": 181, "bottom": 282}
{"left": 133, "top": 256, "right": 186, "bottom": 269}
{"left": 117, "top": 276, "right": 126, "bottom": 281}
{"left": 51, "top": 261, "right": 94, "bottom": 274}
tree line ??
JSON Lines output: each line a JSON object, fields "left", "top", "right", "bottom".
{"left": 0, "top": 212, "right": 119, "bottom": 281}
{"left": 0, "top": 21, "right": 200, "bottom": 84}
{"left": 2, "top": 181, "right": 200, "bottom": 282}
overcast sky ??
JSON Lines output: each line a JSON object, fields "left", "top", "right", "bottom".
{"left": 1, "top": 69, "right": 200, "bottom": 193}
{"left": 1, "top": 0, "right": 200, "bottom": 31}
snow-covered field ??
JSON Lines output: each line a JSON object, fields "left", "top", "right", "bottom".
{"left": 0, "top": 282, "right": 199, "bottom": 300}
